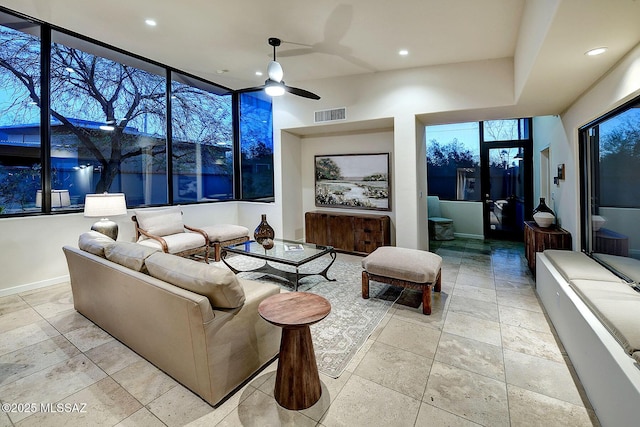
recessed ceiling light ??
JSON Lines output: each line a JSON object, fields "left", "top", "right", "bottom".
{"left": 145, "top": 19, "right": 157, "bottom": 26}
{"left": 216, "top": 69, "right": 228, "bottom": 74}
{"left": 585, "top": 47, "right": 607, "bottom": 56}
{"left": 399, "top": 49, "right": 409, "bottom": 56}
{"left": 255, "top": 71, "right": 263, "bottom": 76}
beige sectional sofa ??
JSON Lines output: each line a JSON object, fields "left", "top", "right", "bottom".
{"left": 536, "top": 250, "right": 640, "bottom": 426}
{"left": 63, "top": 231, "right": 281, "bottom": 406}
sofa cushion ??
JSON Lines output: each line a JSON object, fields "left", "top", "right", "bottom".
{"left": 134, "top": 206, "right": 184, "bottom": 238}
{"left": 570, "top": 279, "right": 640, "bottom": 355}
{"left": 78, "top": 231, "right": 115, "bottom": 257}
{"left": 104, "top": 242, "right": 159, "bottom": 272}
{"left": 544, "top": 250, "right": 622, "bottom": 282}
{"left": 145, "top": 252, "right": 245, "bottom": 308}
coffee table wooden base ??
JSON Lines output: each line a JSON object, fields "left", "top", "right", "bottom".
{"left": 275, "top": 325, "right": 322, "bottom": 410}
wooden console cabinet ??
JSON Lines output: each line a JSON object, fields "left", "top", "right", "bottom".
{"left": 524, "top": 221, "right": 572, "bottom": 273}
{"left": 305, "top": 211, "right": 391, "bottom": 255}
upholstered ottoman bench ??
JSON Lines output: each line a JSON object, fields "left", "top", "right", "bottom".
{"left": 201, "top": 224, "right": 250, "bottom": 262}
{"left": 362, "top": 247, "right": 442, "bottom": 315}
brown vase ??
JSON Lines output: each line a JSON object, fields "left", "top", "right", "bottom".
{"left": 254, "top": 214, "right": 275, "bottom": 244}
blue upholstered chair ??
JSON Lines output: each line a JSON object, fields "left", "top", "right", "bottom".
{"left": 427, "top": 196, "right": 454, "bottom": 240}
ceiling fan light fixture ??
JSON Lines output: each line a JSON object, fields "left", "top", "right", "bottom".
{"left": 265, "top": 80, "right": 285, "bottom": 97}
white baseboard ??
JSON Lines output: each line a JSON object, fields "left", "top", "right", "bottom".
{"left": 0, "top": 275, "right": 70, "bottom": 297}
{"left": 453, "top": 233, "right": 484, "bottom": 240}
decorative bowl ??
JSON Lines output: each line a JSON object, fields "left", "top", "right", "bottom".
{"left": 533, "top": 212, "right": 555, "bottom": 228}
{"left": 592, "top": 215, "right": 606, "bottom": 231}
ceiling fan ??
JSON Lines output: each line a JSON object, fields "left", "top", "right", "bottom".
{"left": 260, "top": 37, "right": 320, "bottom": 100}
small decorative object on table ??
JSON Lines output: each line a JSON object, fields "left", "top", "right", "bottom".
{"left": 592, "top": 215, "right": 606, "bottom": 231}
{"left": 532, "top": 197, "right": 555, "bottom": 228}
{"left": 254, "top": 214, "right": 275, "bottom": 244}
{"left": 262, "top": 238, "right": 274, "bottom": 250}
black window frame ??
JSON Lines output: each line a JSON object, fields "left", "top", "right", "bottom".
{"left": 0, "top": 6, "right": 273, "bottom": 217}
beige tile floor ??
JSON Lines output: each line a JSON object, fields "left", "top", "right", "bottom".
{"left": 0, "top": 239, "right": 601, "bottom": 426}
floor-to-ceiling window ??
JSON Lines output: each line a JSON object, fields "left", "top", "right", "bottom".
{"left": 171, "top": 72, "right": 233, "bottom": 203}
{"left": 581, "top": 97, "right": 640, "bottom": 271}
{"left": 0, "top": 11, "right": 41, "bottom": 214}
{"left": 426, "top": 122, "right": 481, "bottom": 201}
{"left": 426, "top": 118, "right": 532, "bottom": 240}
{"left": 49, "top": 31, "right": 169, "bottom": 208}
{"left": 239, "top": 91, "right": 274, "bottom": 201}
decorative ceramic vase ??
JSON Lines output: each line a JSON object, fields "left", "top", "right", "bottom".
{"left": 254, "top": 214, "right": 275, "bottom": 244}
{"left": 532, "top": 198, "right": 555, "bottom": 228}
{"left": 262, "top": 238, "right": 274, "bottom": 250}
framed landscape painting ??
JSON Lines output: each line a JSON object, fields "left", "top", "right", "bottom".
{"left": 315, "top": 153, "right": 391, "bottom": 211}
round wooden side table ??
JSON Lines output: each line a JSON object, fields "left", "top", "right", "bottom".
{"left": 258, "top": 292, "right": 331, "bottom": 410}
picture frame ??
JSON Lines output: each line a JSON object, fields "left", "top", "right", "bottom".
{"left": 314, "top": 153, "right": 391, "bottom": 211}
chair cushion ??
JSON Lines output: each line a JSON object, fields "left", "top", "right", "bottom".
{"left": 362, "top": 246, "right": 442, "bottom": 283}
{"left": 137, "top": 232, "right": 206, "bottom": 254}
{"left": 78, "top": 231, "right": 115, "bottom": 257}
{"left": 201, "top": 224, "right": 250, "bottom": 242}
{"left": 104, "top": 242, "right": 158, "bottom": 272}
{"left": 134, "top": 206, "right": 184, "bottom": 238}
{"left": 145, "top": 252, "right": 246, "bottom": 308}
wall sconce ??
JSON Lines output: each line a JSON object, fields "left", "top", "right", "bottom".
{"left": 554, "top": 164, "right": 565, "bottom": 185}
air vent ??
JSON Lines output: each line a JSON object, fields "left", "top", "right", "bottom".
{"left": 314, "top": 107, "right": 346, "bottom": 123}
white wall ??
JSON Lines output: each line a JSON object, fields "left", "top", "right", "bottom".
{"left": 558, "top": 42, "right": 640, "bottom": 249}
{"left": 533, "top": 115, "right": 567, "bottom": 231}
{"left": 0, "top": 201, "right": 248, "bottom": 295}
{"left": 299, "top": 129, "right": 396, "bottom": 243}
{"left": 274, "top": 58, "right": 516, "bottom": 250}
{"left": 439, "top": 201, "right": 484, "bottom": 240}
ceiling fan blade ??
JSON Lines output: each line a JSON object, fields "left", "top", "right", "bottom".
{"left": 267, "top": 60, "right": 283, "bottom": 82}
{"left": 284, "top": 85, "right": 321, "bottom": 100}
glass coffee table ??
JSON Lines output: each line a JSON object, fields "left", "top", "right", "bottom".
{"left": 220, "top": 239, "right": 337, "bottom": 291}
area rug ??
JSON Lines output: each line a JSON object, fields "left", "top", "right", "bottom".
{"left": 224, "top": 254, "right": 400, "bottom": 378}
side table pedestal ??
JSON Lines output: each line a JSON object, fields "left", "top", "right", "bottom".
{"left": 258, "top": 292, "right": 331, "bottom": 410}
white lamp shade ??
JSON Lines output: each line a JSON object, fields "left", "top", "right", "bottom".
{"left": 84, "top": 193, "right": 127, "bottom": 218}
{"left": 35, "top": 190, "right": 71, "bottom": 208}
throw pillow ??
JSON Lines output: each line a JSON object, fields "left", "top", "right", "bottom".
{"left": 134, "top": 206, "right": 184, "bottom": 238}
{"left": 145, "top": 252, "right": 246, "bottom": 309}
{"left": 78, "top": 231, "right": 115, "bottom": 257}
{"left": 105, "top": 242, "right": 159, "bottom": 272}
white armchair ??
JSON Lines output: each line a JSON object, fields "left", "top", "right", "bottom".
{"left": 132, "top": 206, "right": 209, "bottom": 262}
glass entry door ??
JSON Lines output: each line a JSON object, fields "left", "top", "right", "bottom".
{"left": 481, "top": 145, "right": 531, "bottom": 240}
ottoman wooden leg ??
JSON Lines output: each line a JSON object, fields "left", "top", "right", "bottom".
{"left": 422, "top": 285, "right": 432, "bottom": 315}
{"left": 362, "top": 271, "right": 370, "bottom": 299}
{"left": 434, "top": 269, "right": 442, "bottom": 292}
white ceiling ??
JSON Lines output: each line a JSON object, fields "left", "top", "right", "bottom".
{"left": 2, "top": 0, "right": 640, "bottom": 115}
